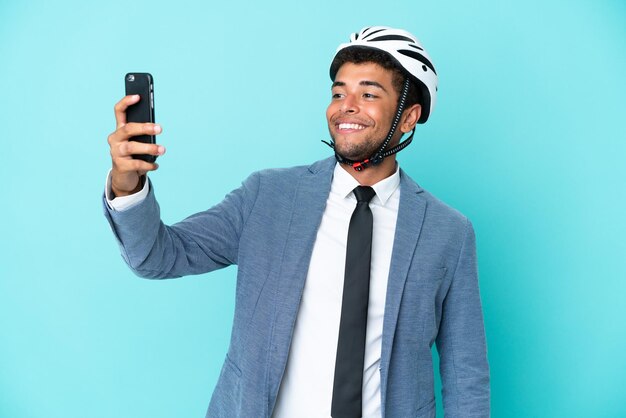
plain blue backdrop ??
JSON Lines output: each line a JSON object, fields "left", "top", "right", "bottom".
{"left": 1, "top": 0, "right": 625, "bottom": 417}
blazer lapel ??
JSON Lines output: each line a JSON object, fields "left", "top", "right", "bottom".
{"left": 266, "top": 158, "right": 335, "bottom": 407}
{"left": 379, "top": 170, "right": 426, "bottom": 408}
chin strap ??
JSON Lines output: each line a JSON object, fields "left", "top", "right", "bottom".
{"left": 322, "top": 78, "right": 414, "bottom": 171}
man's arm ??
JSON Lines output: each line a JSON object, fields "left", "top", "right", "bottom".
{"left": 436, "top": 220, "right": 490, "bottom": 417}
{"left": 103, "top": 95, "right": 257, "bottom": 279}
{"left": 103, "top": 171, "right": 259, "bottom": 279}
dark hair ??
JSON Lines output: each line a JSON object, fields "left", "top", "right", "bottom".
{"left": 330, "top": 46, "right": 423, "bottom": 108}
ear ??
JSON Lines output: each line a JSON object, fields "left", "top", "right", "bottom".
{"left": 400, "top": 104, "right": 422, "bottom": 133}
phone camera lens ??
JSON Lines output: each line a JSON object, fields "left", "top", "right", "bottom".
{"left": 126, "top": 74, "right": 135, "bottom": 82}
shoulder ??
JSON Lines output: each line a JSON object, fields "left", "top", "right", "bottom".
{"left": 244, "top": 157, "right": 336, "bottom": 186}
{"left": 233, "top": 157, "right": 335, "bottom": 209}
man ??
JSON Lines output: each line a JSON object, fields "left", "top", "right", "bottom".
{"left": 104, "top": 26, "right": 489, "bottom": 418}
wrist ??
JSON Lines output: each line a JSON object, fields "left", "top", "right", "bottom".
{"left": 112, "top": 175, "right": 145, "bottom": 198}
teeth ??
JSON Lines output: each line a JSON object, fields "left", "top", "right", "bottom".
{"left": 338, "top": 123, "right": 365, "bottom": 130}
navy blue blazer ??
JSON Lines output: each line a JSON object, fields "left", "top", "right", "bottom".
{"left": 103, "top": 157, "right": 490, "bottom": 417}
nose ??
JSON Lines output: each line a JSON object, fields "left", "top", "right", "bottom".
{"left": 340, "top": 94, "right": 358, "bottom": 114}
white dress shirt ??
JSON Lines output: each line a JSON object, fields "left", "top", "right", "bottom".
{"left": 272, "top": 163, "right": 400, "bottom": 418}
{"left": 105, "top": 163, "right": 401, "bottom": 417}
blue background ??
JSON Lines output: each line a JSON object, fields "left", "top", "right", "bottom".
{"left": 1, "top": 0, "right": 625, "bottom": 416}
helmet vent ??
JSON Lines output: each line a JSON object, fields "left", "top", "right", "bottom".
{"left": 361, "top": 28, "right": 386, "bottom": 39}
{"left": 398, "top": 49, "right": 437, "bottom": 75}
{"left": 368, "top": 34, "right": 416, "bottom": 43}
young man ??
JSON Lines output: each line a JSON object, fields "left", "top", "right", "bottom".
{"left": 104, "top": 26, "right": 489, "bottom": 418}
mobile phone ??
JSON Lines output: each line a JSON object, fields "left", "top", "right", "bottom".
{"left": 124, "top": 72, "right": 156, "bottom": 163}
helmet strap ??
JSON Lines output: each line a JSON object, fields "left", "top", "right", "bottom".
{"left": 322, "top": 78, "right": 414, "bottom": 171}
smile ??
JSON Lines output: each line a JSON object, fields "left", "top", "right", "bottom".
{"left": 337, "top": 123, "right": 366, "bottom": 130}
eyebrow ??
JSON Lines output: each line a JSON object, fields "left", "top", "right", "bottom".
{"left": 332, "top": 80, "right": 388, "bottom": 93}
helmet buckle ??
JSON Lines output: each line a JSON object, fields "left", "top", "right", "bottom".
{"left": 352, "top": 159, "right": 370, "bottom": 171}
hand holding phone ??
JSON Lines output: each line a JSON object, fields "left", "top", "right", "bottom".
{"left": 125, "top": 73, "right": 156, "bottom": 163}
{"left": 107, "top": 73, "right": 164, "bottom": 197}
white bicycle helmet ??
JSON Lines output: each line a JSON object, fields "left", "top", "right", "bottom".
{"left": 330, "top": 26, "right": 438, "bottom": 124}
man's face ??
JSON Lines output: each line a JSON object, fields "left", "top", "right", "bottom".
{"left": 326, "top": 62, "right": 400, "bottom": 162}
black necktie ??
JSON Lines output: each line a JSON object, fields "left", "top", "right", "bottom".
{"left": 331, "top": 186, "right": 376, "bottom": 418}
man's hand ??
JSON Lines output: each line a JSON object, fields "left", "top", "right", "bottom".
{"left": 108, "top": 95, "right": 165, "bottom": 197}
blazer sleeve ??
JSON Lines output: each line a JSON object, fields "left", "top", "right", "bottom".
{"left": 436, "top": 220, "right": 490, "bottom": 417}
{"left": 102, "top": 172, "right": 260, "bottom": 279}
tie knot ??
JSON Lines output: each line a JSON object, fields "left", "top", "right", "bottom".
{"left": 353, "top": 186, "right": 376, "bottom": 203}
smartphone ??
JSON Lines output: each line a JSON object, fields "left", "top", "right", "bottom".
{"left": 124, "top": 72, "right": 156, "bottom": 163}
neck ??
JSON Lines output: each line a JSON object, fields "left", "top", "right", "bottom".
{"left": 340, "top": 155, "right": 398, "bottom": 186}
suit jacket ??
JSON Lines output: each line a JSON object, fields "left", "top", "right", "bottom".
{"left": 103, "top": 157, "right": 490, "bottom": 418}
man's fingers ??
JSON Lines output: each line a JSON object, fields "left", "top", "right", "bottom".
{"left": 108, "top": 122, "right": 162, "bottom": 147}
{"left": 137, "top": 163, "right": 158, "bottom": 177}
{"left": 113, "top": 95, "right": 141, "bottom": 129}
{"left": 115, "top": 141, "right": 166, "bottom": 159}
{"left": 120, "top": 122, "right": 162, "bottom": 138}
{"left": 113, "top": 158, "right": 160, "bottom": 174}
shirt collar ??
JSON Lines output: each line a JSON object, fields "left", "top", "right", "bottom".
{"left": 331, "top": 162, "right": 400, "bottom": 206}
